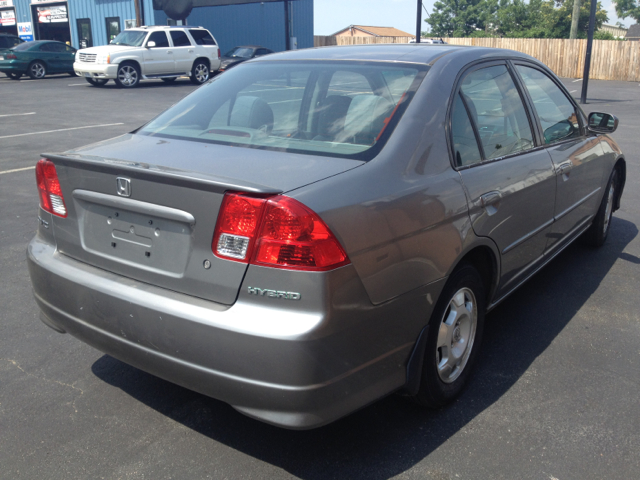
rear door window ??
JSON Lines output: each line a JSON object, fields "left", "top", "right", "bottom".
{"left": 516, "top": 65, "right": 581, "bottom": 144}
{"left": 451, "top": 92, "right": 482, "bottom": 167}
{"left": 189, "top": 29, "right": 216, "bottom": 45}
{"left": 170, "top": 30, "right": 191, "bottom": 47}
{"left": 460, "top": 65, "right": 534, "bottom": 160}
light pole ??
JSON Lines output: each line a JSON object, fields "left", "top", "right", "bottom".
{"left": 580, "top": 0, "right": 597, "bottom": 104}
{"left": 416, "top": 0, "right": 422, "bottom": 43}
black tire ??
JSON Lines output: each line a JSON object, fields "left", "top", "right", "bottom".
{"left": 68, "top": 71, "right": 79, "bottom": 77}
{"left": 7, "top": 73, "right": 21, "bottom": 80}
{"left": 114, "top": 62, "right": 140, "bottom": 88}
{"left": 28, "top": 61, "right": 46, "bottom": 79}
{"left": 413, "top": 264, "right": 486, "bottom": 408}
{"left": 582, "top": 169, "right": 618, "bottom": 247}
{"left": 161, "top": 77, "right": 177, "bottom": 83}
{"left": 190, "top": 60, "right": 210, "bottom": 85}
{"left": 86, "top": 78, "right": 109, "bottom": 87}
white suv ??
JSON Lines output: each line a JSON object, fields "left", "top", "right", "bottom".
{"left": 74, "top": 26, "right": 221, "bottom": 88}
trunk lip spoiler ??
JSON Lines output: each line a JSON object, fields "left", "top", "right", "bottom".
{"left": 42, "top": 153, "right": 283, "bottom": 195}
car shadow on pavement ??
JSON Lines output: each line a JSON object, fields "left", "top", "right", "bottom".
{"left": 91, "top": 217, "right": 637, "bottom": 480}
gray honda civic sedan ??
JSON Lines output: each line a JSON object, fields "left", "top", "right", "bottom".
{"left": 28, "top": 44, "right": 625, "bottom": 429}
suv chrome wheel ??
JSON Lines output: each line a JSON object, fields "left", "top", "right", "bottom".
{"left": 191, "top": 61, "right": 210, "bottom": 85}
{"left": 116, "top": 64, "right": 139, "bottom": 88}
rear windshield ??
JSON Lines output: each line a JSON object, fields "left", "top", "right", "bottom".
{"left": 189, "top": 29, "right": 216, "bottom": 45}
{"left": 225, "top": 47, "right": 254, "bottom": 58}
{"left": 12, "top": 42, "right": 35, "bottom": 51}
{"left": 139, "top": 61, "right": 425, "bottom": 160}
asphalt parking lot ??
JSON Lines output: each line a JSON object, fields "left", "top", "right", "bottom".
{"left": 1, "top": 71, "right": 639, "bottom": 480}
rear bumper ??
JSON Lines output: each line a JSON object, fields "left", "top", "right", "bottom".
{"left": 28, "top": 233, "right": 442, "bottom": 429}
{"left": 73, "top": 62, "right": 118, "bottom": 79}
{"left": 0, "top": 61, "right": 27, "bottom": 74}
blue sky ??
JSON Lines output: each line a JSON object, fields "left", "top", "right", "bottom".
{"left": 314, "top": 0, "right": 635, "bottom": 36}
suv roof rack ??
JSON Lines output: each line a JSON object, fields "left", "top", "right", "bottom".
{"left": 138, "top": 25, "right": 204, "bottom": 29}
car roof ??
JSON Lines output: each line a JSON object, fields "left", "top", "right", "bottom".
{"left": 259, "top": 44, "right": 536, "bottom": 66}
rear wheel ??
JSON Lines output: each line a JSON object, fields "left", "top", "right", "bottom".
{"left": 413, "top": 264, "right": 486, "bottom": 408}
{"left": 86, "top": 78, "right": 109, "bottom": 87}
{"left": 114, "top": 63, "right": 140, "bottom": 88}
{"left": 583, "top": 169, "right": 618, "bottom": 247}
{"left": 190, "top": 60, "right": 210, "bottom": 85}
{"left": 7, "top": 73, "right": 21, "bottom": 80}
{"left": 28, "top": 61, "right": 46, "bottom": 79}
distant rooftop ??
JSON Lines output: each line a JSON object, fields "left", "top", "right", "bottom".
{"left": 331, "top": 25, "right": 414, "bottom": 37}
{"left": 627, "top": 24, "right": 640, "bottom": 40}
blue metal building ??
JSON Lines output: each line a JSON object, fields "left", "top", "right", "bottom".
{"left": 2, "top": 0, "right": 312, "bottom": 53}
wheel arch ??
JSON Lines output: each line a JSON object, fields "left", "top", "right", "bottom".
{"left": 117, "top": 59, "right": 141, "bottom": 71}
{"left": 193, "top": 56, "right": 210, "bottom": 69}
{"left": 402, "top": 239, "right": 500, "bottom": 396}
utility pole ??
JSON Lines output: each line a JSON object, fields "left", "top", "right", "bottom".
{"left": 570, "top": 0, "right": 581, "bottom": 39}
{"left": 580, "top": 0, "right": 597, "bottom": 104}
{"left": 284, "top": 1, "right": 290, "bottom": 50}
{"left": 134, "top": 0, "right": 142, "bottom": 27}
{"left": 415, "top": 0, "right": 422, "bottom": 43}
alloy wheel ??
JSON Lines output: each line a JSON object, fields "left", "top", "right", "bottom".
{"left": 30, "top": 63, "right": 45, "bottom": 79}
{"left": 603, "top": 179, "right": 615, "bottom": 236}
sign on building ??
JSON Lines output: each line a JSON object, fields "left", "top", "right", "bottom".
{"left": 0, "top": 9, "right": 15, "bottom": 26}
{"left": 37, "top": 5, "right": 68, "bottom": 23}
{"left": 17, "top": 22, "right": 34, "bottom": 41}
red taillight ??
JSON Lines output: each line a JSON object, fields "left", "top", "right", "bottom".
{"left": 35, "top": 159, "right": 67, "bottom": 218}
{"left": 6, "top": 54, "right": 17, "bottom": 60}
{"left": 212, "top": 193, "right": 350, "bottom": 271}
{"left": 218, "top": 49, "right": 221, "bottom": 59}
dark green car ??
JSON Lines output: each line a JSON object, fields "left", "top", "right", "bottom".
{"left": 0, "top": 40, "right": 77, "bottom": 80}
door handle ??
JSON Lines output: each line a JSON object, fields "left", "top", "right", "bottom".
{"left": 188, "top": 49, "right": 194, "bottom": 53}
{"left": 480, "top": 191, "right": 501, "bottom": 207}
{"left": 557, "top": 162, "right": 572, "bottom": 176}
{"left": 478, "top": 191, "right": 501, "bottom": 216}
{"left": 167, "top": 51, "right": 173, "bottom": 54}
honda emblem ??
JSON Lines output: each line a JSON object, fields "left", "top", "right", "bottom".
{"left": 116, "top": 177, "right": 131, "bottom": 197}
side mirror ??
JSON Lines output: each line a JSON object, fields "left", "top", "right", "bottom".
{"left": 588, "top": 112, "right": 618, "bottom": 134}
{"left": 146, "top": 41, "right": 156, "bottom": 48}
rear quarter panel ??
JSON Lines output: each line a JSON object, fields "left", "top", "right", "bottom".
{"left": 288, "top": 56, "right": 475, "bottom": 305}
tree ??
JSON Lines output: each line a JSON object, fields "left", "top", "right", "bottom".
{"left": 436, "top": 0, "right": 610, "bottom": 38}
{"left": 426, "top": 0, "right": 498, "bottom": 37}
{"left": 613, "top": 0, "right": 640, "bottom": 22}
{"left": 540, "top": 0, "right": 608, "bottom": 39}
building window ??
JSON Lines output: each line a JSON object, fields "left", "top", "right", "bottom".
{"left": 76, "top": 18, "right": 92, "bottom": 48}
{"left": 105, "top": 17, "right": 120, "bottom": 43}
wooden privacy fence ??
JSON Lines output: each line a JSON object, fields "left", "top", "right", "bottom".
{"left": 313, "top": 35, "right": 640, "bottom": 82}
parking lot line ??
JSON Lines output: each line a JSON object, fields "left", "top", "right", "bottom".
{"left": 0, "top": 166, "right": 35, "bottom": 175}
{"left": 0, "top": 123, "right": 125, "bottom": 140}
{"left": 0, "top": 112, "right": 36, "bottom": 118}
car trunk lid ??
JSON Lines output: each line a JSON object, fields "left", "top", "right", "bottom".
{"left": 44, "top": 134, "right": 362, "bottom": 305}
